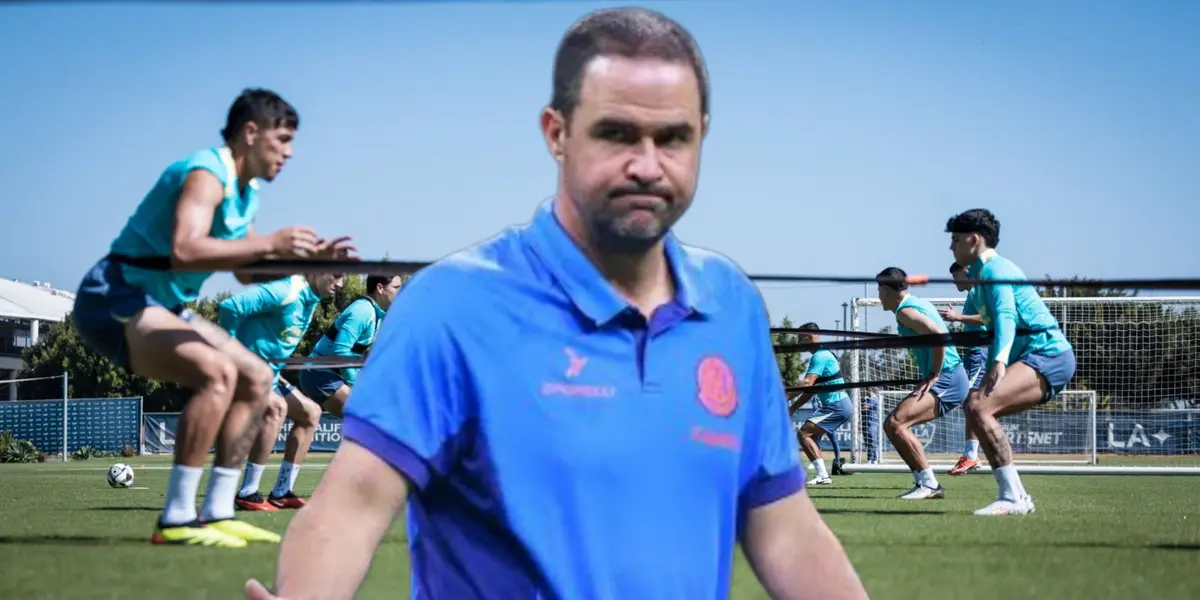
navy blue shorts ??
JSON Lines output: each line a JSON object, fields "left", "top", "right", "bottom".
{"left": 805, "top": 398, "right": 853, "bottom": 435}
{"left": 298, "top": 368, "right": 348, "bottom": 404}
{"left": 1020, "top": 348, "right": 1077, "bottom": 403}
{"left": 929, "top": 364, "right": 969, "bottom": 417}
{"left": 963, "top": 347, "right": 988, "bottom": 391}
{"left": 73, "top": 257, "right": 188, "bottom": 369}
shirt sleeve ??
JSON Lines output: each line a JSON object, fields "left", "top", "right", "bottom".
{"left": 805, "top": 351, "right": 832, "bottom": 377}
{"left": 982, "top": 266, "right": 1018, "bottom": 364}
{"left": 738, "top": 292, "right": 805, "bottom": 513}
{"left": 182, "top": 148, "right": 230, "bottom": 187}
{"left": 218, "top": 278, "right": 292, "bottom": 334}
{"left": 340, "top": 270, "right": 472, "bottom": 492}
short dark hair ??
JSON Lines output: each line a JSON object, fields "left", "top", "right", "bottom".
{"left": 945, "top": 209, "right": 1000, "bottom": 249}
{"left": 876, "top": 266, "right": 908, "bottom": 291}
{"left": 550, "top": 7, "right": 709, "bottom": 121}
{"left": 799, "top": 322, "right": 819, "bottom": 331}
{"left": 949, "top": 262, "right": 965, "bottom": 274}
{"left": 366, "top": 274, "right": 400, "bottom": 295}
{"left": 221, "top": 88, "right": 299, "bottom": 143}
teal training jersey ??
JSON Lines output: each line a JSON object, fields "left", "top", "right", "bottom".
{"left": 219, "top": 276, "right": 323, "bottom": 379}
{"left": 968, "top": 250, "right": 1072, "bottom": 365}
{"left": 309, "top": 296, "right": 386, "bottom": 386}
{"left": 111, "top": 147, "right": 260, "bottom": 307}
{"left": 962, "top": 287, "right": 987, "bottom": 333}
{"left": 805, "top": 349, "right": 848, "bottom": 408}
{"left": 895, "top": 294, "right": 962, "bottom": 377}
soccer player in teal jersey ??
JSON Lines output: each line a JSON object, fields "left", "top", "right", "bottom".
{"left": 73, "top": 89, "right": 355, "bottom": 548}
{"left": 218, "top": 273, "right": 344, "bottom": 511}
{"left": 941, "top": 262, "right": 988, "bottom": 475}
{"left": 877, "top": 267, "right": 970, "bottom": 500}
{"left": 791, "top": 323, "right": 852, "bottom": 485}
{"left": 247, "top": 8, "right": 865, "bottom": 599}
{"left": 947, "top": 209, "right": 1076, "bottom": 516}
{"left": 296, "top": 274, "right": 402, "bottom": 417}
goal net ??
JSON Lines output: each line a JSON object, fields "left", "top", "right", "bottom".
{"left": 847, "top": 296, "right": 1200, "bottom": 469}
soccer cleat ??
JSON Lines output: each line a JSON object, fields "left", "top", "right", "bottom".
{"left": 268, "top": 491, "right": 307, "bottom": 510}
{"left": 973, "top": 494, "right": 1035, "bottom": 516}
{"left": 899, "top": 484, "right": 946, "bottom": 500}
{"left": 808, "top": 476, "right": 833, "bottom": 486}
{"left": 235, "top": 493, "right": 279, "bottom": 512}
{"left": 205, "top": 519, "right": 282, "bottom": 543}
{"left": 151, "top": 521, "right": 247, "bottom": 548}
{"left": 948, "top": 456, "right": 981, "bottom": 476}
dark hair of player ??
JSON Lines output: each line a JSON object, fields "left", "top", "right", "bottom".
{"left": 366, "top": 275, "right": 402, "bottom": 296}
{"left": 220, "top": 88, "right": 300, "bottom": 144}
{"left": 876, "top": 267, "right": 909, "bottom": 291}
{"left": 550, "top": 7, "right": 709, "bottom": 121}
{"left": 799, "top": 322, "right": 820, "bottom": 331}
{"left": 945, "top": 209, "right": 1001, "bottom": 249}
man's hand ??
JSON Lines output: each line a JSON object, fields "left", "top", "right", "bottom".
{"left": 981, "top": 362, "right": 1006, "bottom": 398}
{"left": 912, "top": 373, "right": 937, "bottom": 400}
{"left": 313, "top": 236, "right": 359, "bottom": 261}
{"left": 938, "top": 308, "right": 961, "bottom": 323}
{"left": 269, "top": 226, "right": 320, "bottom": 259}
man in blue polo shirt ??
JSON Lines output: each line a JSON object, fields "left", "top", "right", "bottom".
{"left": 877, "top": 266, "right": 969, "bottom": 501}
{"left": 791, "top": 323, "right": 852, "bottom": 486}
{"left": 946, "top": 208, "right": 1076, "bottom": 516}
{"left": 247, "top": 7, "right": 865, "bottom": 600}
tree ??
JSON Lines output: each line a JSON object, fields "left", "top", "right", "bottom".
{"left": 1033, "top": 275, "right": 1200, "bottom": 409}
{"left": 771, "top": 316, "right": 807, "bottom": 386}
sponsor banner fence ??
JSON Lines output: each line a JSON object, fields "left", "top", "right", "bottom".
{"left": 142, "top": 413, "right": 344, "bottom": 454}
{"left": 0, "top": 397, "right": 141, "bottom": 454}
{"left": 791, "top": 406, "right": 1199, "bottom": 457}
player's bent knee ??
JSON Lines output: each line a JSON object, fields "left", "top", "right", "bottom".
{"left": 239, "top": 361, "right": 275, "bottom": 404}
{"left": 265, "top": 395, "right": 288, "bottom": 423}
{"left": 197, "top": 354, "right": 239, "bottom": 401}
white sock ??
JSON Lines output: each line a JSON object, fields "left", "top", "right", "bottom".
{"left": 993, "top": 465, "right": 1026, "bottom": 502}
{"left": 918, "top": 468, "right": 939, "bottom": 489}
{"left": 161, "top": 465, "right": 203, "bottom": 526}
{"left": 813, "top": 459, "right": 828, "bottom": 479}
{"left": 271, "top": 461, "right": 301, "bottom": 498}
{"left": 238, "top": 463, "right": 266, "bottom": 498}
{"left": 199, "top": 466, "right": 242, "bottom": 522}
{"left": 964, "top": 440, "right": 980, "bottom": 460}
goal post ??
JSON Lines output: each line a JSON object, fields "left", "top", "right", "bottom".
{"left": 844, "top": 296, "right": 1200, "bottom": 475}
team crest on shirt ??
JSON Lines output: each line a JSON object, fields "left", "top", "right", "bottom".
{"left": 696, "top": 356, "right": 738, "bottom": 418}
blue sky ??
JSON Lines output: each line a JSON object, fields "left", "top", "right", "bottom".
{"left": 1, "top": 1, "right": 1197, "bottom": 330}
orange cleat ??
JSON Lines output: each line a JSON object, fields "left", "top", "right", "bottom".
{"left": 948, "top": 456, "right": 981, "bottom": 476}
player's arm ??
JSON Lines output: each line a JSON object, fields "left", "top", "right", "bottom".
{"left": 251, "top": 270, "right": 471, "bottom": 600}
{"left": 955, "top": 313, "right": 986, "bottom": 327}
{"left": 331, "top": 305, "right": 370, "bottom": 357}
{"left": 233, "top": 228, "right": 359, "bottom": 285}
{"left": 171, "top": 171, "right": 317, "bottom": 271}
{"left": 895, "top": 308, "right": 945, "bottom": 379}
{"left": 739, "top": 300, "right": 866, "bottom": 598}
{"left": 218, "top": 279, "right": 292, "bottom": 333}
{"left": 985, "top": 280, "right": 1018, "bottom": 365}
{"left": 787, "top": 357, "right": 824, "bottom": 410}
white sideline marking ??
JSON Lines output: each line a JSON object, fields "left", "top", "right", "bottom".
{"left": 26, "top": 463, "right": 333, "bottom": 473}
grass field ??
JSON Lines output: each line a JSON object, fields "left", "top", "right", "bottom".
{"left": 2, "top": 455, "right": 1198, "bottom": 600}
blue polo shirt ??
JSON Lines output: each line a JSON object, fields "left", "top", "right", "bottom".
{"left": 342, "top": 200, "right": 804, "bottom": 600}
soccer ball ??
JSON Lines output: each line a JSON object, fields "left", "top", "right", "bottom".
{"left": 107, "top": 463, "right": 135, "bottom": 488}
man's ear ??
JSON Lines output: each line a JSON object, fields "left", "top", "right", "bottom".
{"left": 540, "top": 107, "right": 566, "bottom": 163}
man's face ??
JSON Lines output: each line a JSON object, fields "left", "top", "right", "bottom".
{"left": 951, "top": 269, "right": 972, "bottom": 293}
{"left": 244, "top": 122, "right": 295, "bottom": 183}
{"left": 877, "top": 284, "right": 899, "bottom": 311}
{"left": 949, "top": 232, "right": 980, "bottom": 269}
{"left": 545, "top": 55, "right": 707, "bottom": 253}
{"left": 313, "top": 274, "right": 343, "bottom": 299}
{"left": 374, "top": 276, "right": 404, "bottom": 310}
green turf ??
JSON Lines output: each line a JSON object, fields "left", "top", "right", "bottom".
{"left": 1, "top": 456, "right": 1197, "bottom": 599}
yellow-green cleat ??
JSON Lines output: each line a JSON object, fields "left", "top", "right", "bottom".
{"left": 205, "top": 519, "right": 282, "bottom": 544}
{"left": 151, "top": 521, "right": 247, "bottom": 548}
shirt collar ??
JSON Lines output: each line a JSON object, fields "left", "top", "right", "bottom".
{"left": 523, "top": 198, "right": 718, "bottom": 327}
{"left": 970, "top": 248, "right": 999, "bottom": 277}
